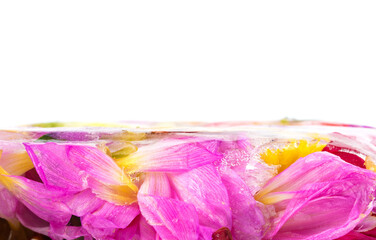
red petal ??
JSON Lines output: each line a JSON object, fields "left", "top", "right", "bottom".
{"left": 323, "top": 144, "right": 365, "bottom": 168}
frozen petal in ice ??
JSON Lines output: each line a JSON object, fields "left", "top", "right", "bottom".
{"left": 116, "top": 139, "right": 223, "bottom": 173}
{"left": 220, "top": 168, "right": 265, "bottom": 240}
{"left": 256, "top": 152, "right": 376, "bottom": 239}
{"left": 25, "top": 143, "right": 138, "bottom": 204}
{"left": 169, "top": 164, "right": 232, "bottom": 229}
{"left": 138, "top": 194, "right": 199, "bottom": 240}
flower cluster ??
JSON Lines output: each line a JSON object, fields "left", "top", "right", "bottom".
{"left": 0, "top": 125, "right": 376, "bottom": 240}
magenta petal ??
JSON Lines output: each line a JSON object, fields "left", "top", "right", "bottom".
{"left": 139, "top": 172, "right": 171, "bottom": 198}
{"left": 169, "top": 164, "right": 232, "bottom": 229}
{"left": 258, "top": 152, "right": 376, "bottom": 197}
{"left": 198, "top": 226, "right": 216, "bottom": 240}
{"left": 138, "top": 194, "right": 199, "bottom": 240}
{"left": 6, "top": 175, "right": 72, "bottom": 225}
{"left": 16, "top": 204, "right": 50, "bottom": 236}
{"left": 81, "top": 201, "right": 139, "bottom": 239}
{"left": 83, "top": 201, "right": 139, "bottom": 228}
{"left": 25, "top": 142, "right": 127, "bottom": 188}
{"left": 125, "top": 139, "right": 223, "bottom": 172}
{"left": 273, "top": 183, "right": 365, "bottom": 239}
{"left": 25, "top": 143, "right": 137, "bottom": 204}
{"left": 50, "top": 224, "right": 92, "bottom": 240}
{"left": 0, "top": 187, "right": 18, "bottom": 220}
{"left": 220, "top": 168, "right": 265, "bottom": 239}
{"left": 258, "top": 152, "right": 376, "bottom": 239}
{"left": 24, "top": 143, "right": 86, "bottom": 191}
{"left": 16, "top": 204, "right": 89, "bottom": 240}
{"left": 115, "top": 216, "right": 140, "bottom": 240}
{"left": 66, "top": 144, "right": 126, "bottom": 186}
{"left": 139, "top": 216, "right": 157, "bottom": 240}
{"left": 64, "top": 189, "right": 104, "bottom": 217}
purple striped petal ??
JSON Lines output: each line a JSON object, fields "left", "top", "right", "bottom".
{"left": 169, "top": 164, "right": 231, "bottom": 229}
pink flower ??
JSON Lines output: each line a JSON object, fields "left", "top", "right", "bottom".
{"left": 255, "top": 152, "right": 376, "bottom": 240}
{"left": 0, "top": 137, "right": 266, "bottom": 239}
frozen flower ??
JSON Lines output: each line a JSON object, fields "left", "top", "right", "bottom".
{"left": 255, "top": 152, "right": 376, "bottom": 240}
{"left": 260, "top": 139, "right": 327, "bottom": 173}
{"left": 7, "top": 137, "right": 264, "bottom": 240}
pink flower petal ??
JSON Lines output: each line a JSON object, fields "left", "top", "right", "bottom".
{"left": 81, "top": 201, "right": 139, "bottom": 239}
{"left": 257, "top": 152, "right": 376, "bottom": 239}
{"left": 66, "top": 144, "right": 127, "bottom": 186}
{"left": 67, "top": 144, "right": 138, "bottom": 204}
{"left": 83, "top": 201, "right": 139, "bottom": 229}
{"left": 273, "top": 183, "right": 367, "bottom": 239}
{"left": 16, "top": 204, "right": 91, "bottom": 240}
{"left": 257, "top": 152, "right": 375, "bottom": 199}
{"left": 16, "top": 204, "right": 50, "bottom": 236}
{"left": 115, "top": 216, "right": 141, "bottom": 240}
{"left": 169, "top": 164, "right": 232, "bottom": 229}
{"left": 139, "top": 215, "right": 158, "bottom": 240}
{"left": 199, "top": 226, "right": 216, "bottom": 240}
{"left": 24, "top": 142, "right": 86, "bottom": 191}
{"left": 50, "top": 224, "right": 92, "bottom": 240}
{"left": 25, "top": 143, "right": 138, "bottom": 204}
{"left": 220, "top": 168, "right": 265, "bottom": 239}
{"left": 64, "top": 189, "right": 104, "bottom": 217}
{"left": 138, "top": 194, "right": 199, "bottom": 240}
{"left": 4, "top": 175, "right": 72, "bottom": 225}
{"left": 118, "top": 139, "right": 223, "bottom": 173}
{"left": 139, "top": 172, "right": 172, "bottom": 198}
{"left": 0, "top": 187, "right": 18, "bottom": 220}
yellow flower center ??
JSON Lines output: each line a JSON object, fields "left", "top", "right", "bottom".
{"left": 260, "top": 139, "right": 327, "bottom": 173}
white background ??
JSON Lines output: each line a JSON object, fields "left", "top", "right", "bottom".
{"left": 0, "top": 1, "right": 375, "bottom": 127}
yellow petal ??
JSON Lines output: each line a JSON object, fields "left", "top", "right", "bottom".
{"left": 1, "top": 151, "right": 34, "bottom": 176}
{"left": 0, "top": 165, "right": 15, "bottom": 191}
{"left": 260, "top": 139, "right": 327, "bottom": 173}
{"left": 257, "top": 192, "right": 295, "bottom": 205}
